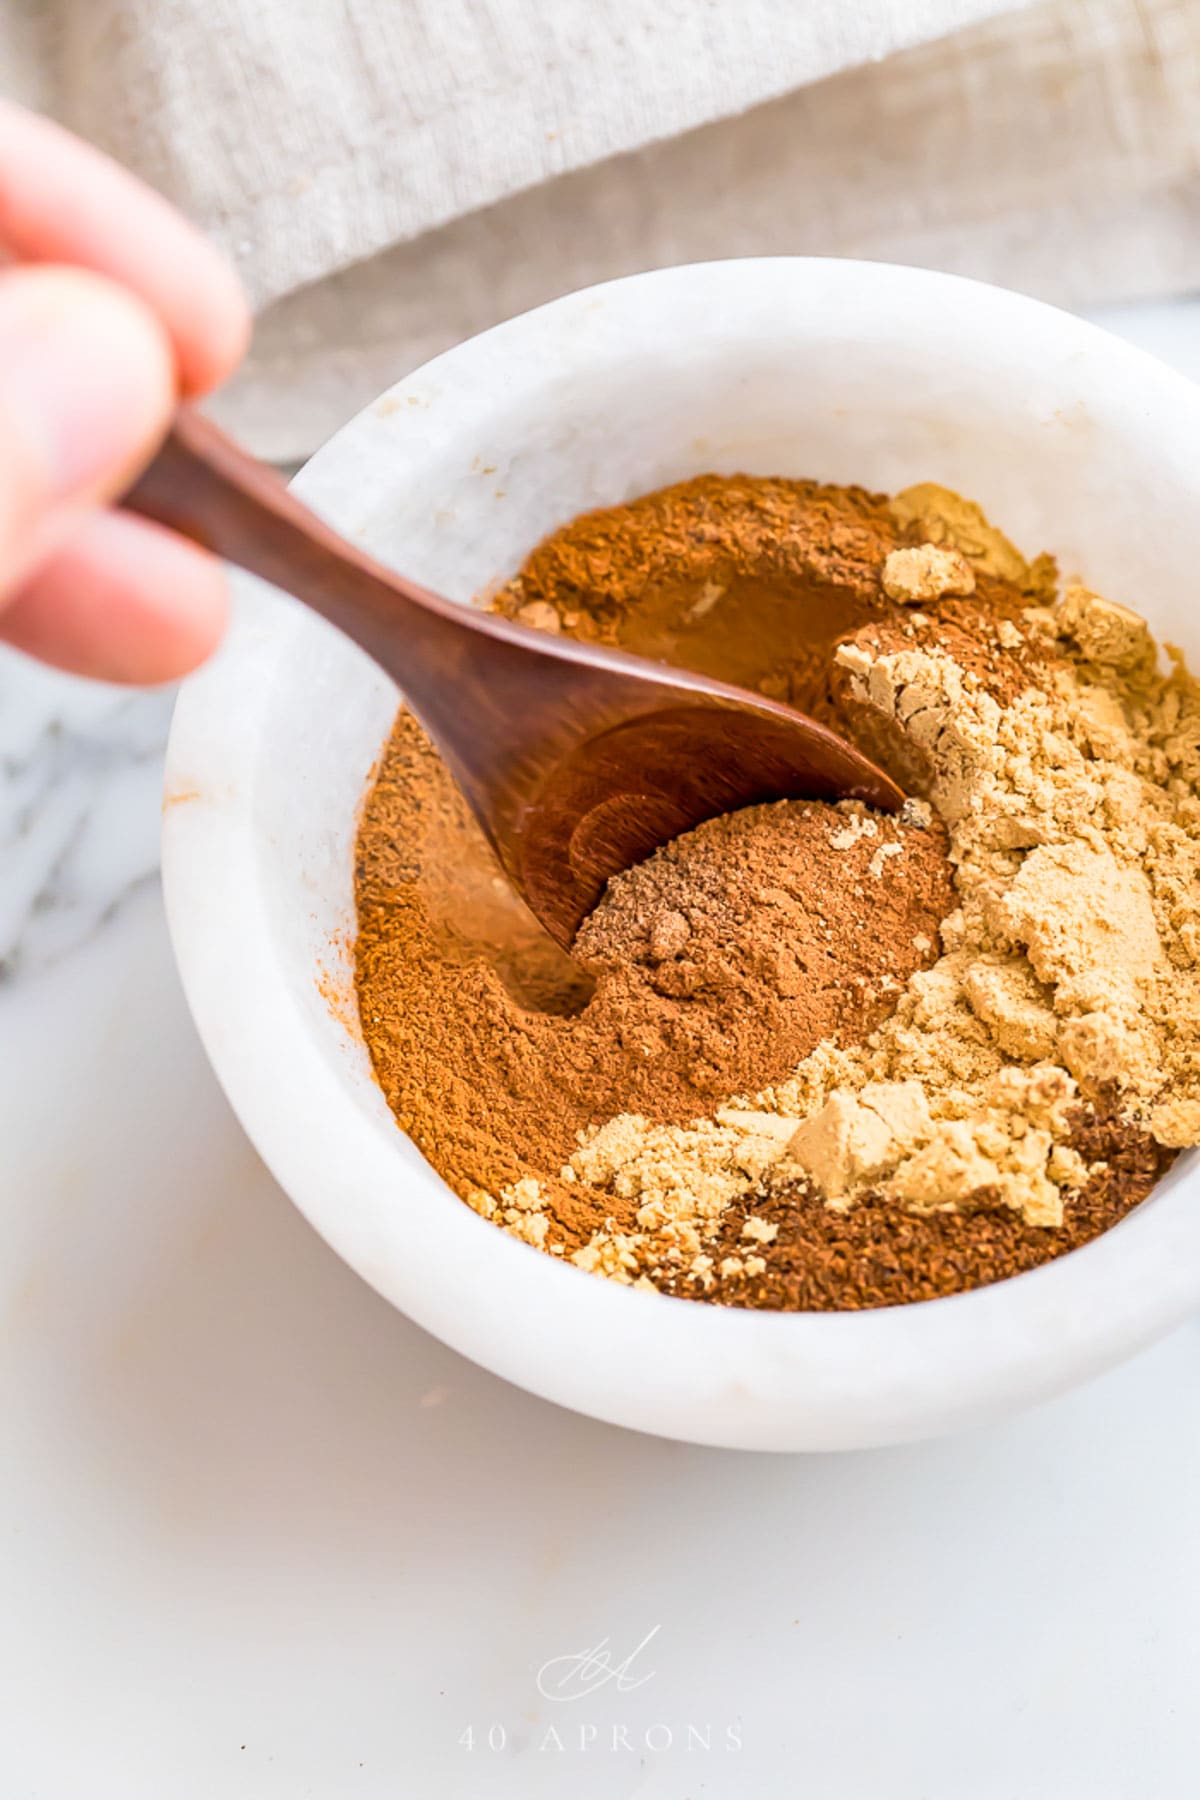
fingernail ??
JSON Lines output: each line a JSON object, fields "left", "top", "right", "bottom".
{"left": 0, "top": 266, "right": 173, "bottom": 502}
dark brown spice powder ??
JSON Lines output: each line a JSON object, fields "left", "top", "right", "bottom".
{"left": 658, "top": 1106, "right": 1174, "bottom": 1311}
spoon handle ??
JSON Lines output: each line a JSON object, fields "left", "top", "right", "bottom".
{"left": 124, "top": 407, "right": 455, "bottom": 670}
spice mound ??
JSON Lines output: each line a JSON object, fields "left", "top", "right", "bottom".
{"left": 353, "top": 473, "right": 1196, "bottom": 1310}
{"left": 573, "top": 798, "right": 952, "bottom": 1108}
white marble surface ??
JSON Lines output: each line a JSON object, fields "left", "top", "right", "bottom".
{"left": 3, "top": 297, "right": 1200, "bottom": 1797}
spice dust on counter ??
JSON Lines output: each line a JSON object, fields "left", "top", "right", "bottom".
{"left": 354, "top": 475, "right": 1195, "bottom": 1309}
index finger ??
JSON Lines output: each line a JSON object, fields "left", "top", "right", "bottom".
{"left": 0, "top": 101, "right": 250, "bottom": 395}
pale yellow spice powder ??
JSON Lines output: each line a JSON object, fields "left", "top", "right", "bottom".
{"left": 471, "top": 492, "right": 1200, "bottom": 1288}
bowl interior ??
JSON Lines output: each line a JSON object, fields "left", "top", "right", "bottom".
{"left": 166, "top": 261, "right": 1200, "bottom": 1450}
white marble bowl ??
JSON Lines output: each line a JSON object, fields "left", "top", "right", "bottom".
{"left": 164, "top": 260, "right": 1200, "bottom": 1451}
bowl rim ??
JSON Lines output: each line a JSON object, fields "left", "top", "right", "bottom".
{"left": 163, "top": 256, "right": 1200, "bottom": 1451}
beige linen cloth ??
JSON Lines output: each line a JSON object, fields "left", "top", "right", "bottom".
{"left": 5, "top": 0, "right": 1200, "bottom": 461}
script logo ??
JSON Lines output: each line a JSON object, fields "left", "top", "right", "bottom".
{"left": 535, "top": 1626, "right": 661, "bottom": 1703}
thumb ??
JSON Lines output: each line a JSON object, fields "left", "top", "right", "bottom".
{"left": 0, "top": 264, "right": 174, "bottom": 603}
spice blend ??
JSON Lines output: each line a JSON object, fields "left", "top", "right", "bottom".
{"left": 354, "top": 475, "right": 1197, "bottom": 1309}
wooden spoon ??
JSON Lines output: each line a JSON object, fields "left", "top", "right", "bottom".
{"left": 126, "top": 409, "right": 904, "bottom": 947}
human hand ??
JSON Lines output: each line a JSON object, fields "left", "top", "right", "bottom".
{"left": 0, "top": 102, "right": 250, "bottom": 682}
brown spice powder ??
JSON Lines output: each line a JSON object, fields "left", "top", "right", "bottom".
{"left": 573, "top": 798, "right": 954, "bottom": 1108}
